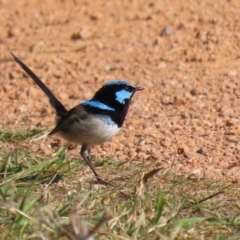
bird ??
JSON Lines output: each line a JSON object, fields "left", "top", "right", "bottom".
{"left": 11, "top": 53, "right": 143, "bottom": 181}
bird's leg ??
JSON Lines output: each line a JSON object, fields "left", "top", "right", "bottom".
{"left": 80, "top": 144, "right": 100, "bottom": 178}
{"left": 80, "top": 145, "right": 111, "bottom": 185}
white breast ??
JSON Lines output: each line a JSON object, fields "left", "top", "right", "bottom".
{"left": 57, "top": 114, "right": 120, "bottom": 146}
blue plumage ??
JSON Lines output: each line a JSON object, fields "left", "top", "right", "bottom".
{"left": 103, "top": 79, "right": 131, "bottom": 86}
{"left": 11, "top": 53, "right": 143, "bottom": 182}
{"left": 115, "top": 89, "right": 132, "bottom": 104}
{"left": 81, "top": 100, "right": 115, "bottom": 111}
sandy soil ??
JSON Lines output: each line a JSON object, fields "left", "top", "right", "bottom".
{"left": 1, "top": 0, "right": 240, "bottom": 182}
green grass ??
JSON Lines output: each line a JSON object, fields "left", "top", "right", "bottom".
{"left": 0, "top": 129, "right": 44, "bottom": 142}
{"left": 1, "top": 130, "right": 240, "bottom": 239}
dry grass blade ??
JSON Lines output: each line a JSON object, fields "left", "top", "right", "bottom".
{"left": 68, "top": 211, "right": 111, "bottom": 240}
{"left": 135, "top": 167, "right": 162, "bottom": 197}
{"left": 69, "top": 213, "right": 91, "bottom": 240}
{"left": 182, "top": 191, "right": 225, "bottom": 210}
{"left": 37, "top": 206, "right": 112, "bottom": 240}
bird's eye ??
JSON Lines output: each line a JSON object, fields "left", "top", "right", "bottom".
{"left": 125, "top": 86, "right": 132, "bottom": 91}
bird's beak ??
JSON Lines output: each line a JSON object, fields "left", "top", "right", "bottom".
{"left": 134, "top": 87, "right": 144, "bottom": 92}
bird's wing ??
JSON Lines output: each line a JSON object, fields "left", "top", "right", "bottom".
{"left": 49, "top": 105, "right": 89, "bottom": 136}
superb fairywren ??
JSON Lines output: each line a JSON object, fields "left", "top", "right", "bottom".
{"left": 11, "top": 53, "right": 143, "bottom": 180}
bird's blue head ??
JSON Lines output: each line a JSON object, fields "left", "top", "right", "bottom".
{"left": 93, "top": 80, "right": 143, "bottom": 109}
{"left": 81, "top": 80, "right": 143, "bottom": 127}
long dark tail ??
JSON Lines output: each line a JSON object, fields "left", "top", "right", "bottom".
{"left": 11, "top": 53, "right": 68, "bottom": 118}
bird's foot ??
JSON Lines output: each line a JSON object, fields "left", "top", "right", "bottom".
{"left": 94, "top": 176, "right": 114, "bottom": 186}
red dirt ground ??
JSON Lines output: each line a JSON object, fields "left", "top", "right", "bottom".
{"left": 1, "top": 0, "right": 240, "bottom": 182}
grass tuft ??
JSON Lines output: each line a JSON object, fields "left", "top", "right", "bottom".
{"left": 0, "top": 129, "right": 44, "bottom": 142}
{"left": 0, "top": 130, "right": 240, "bottom": 239}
